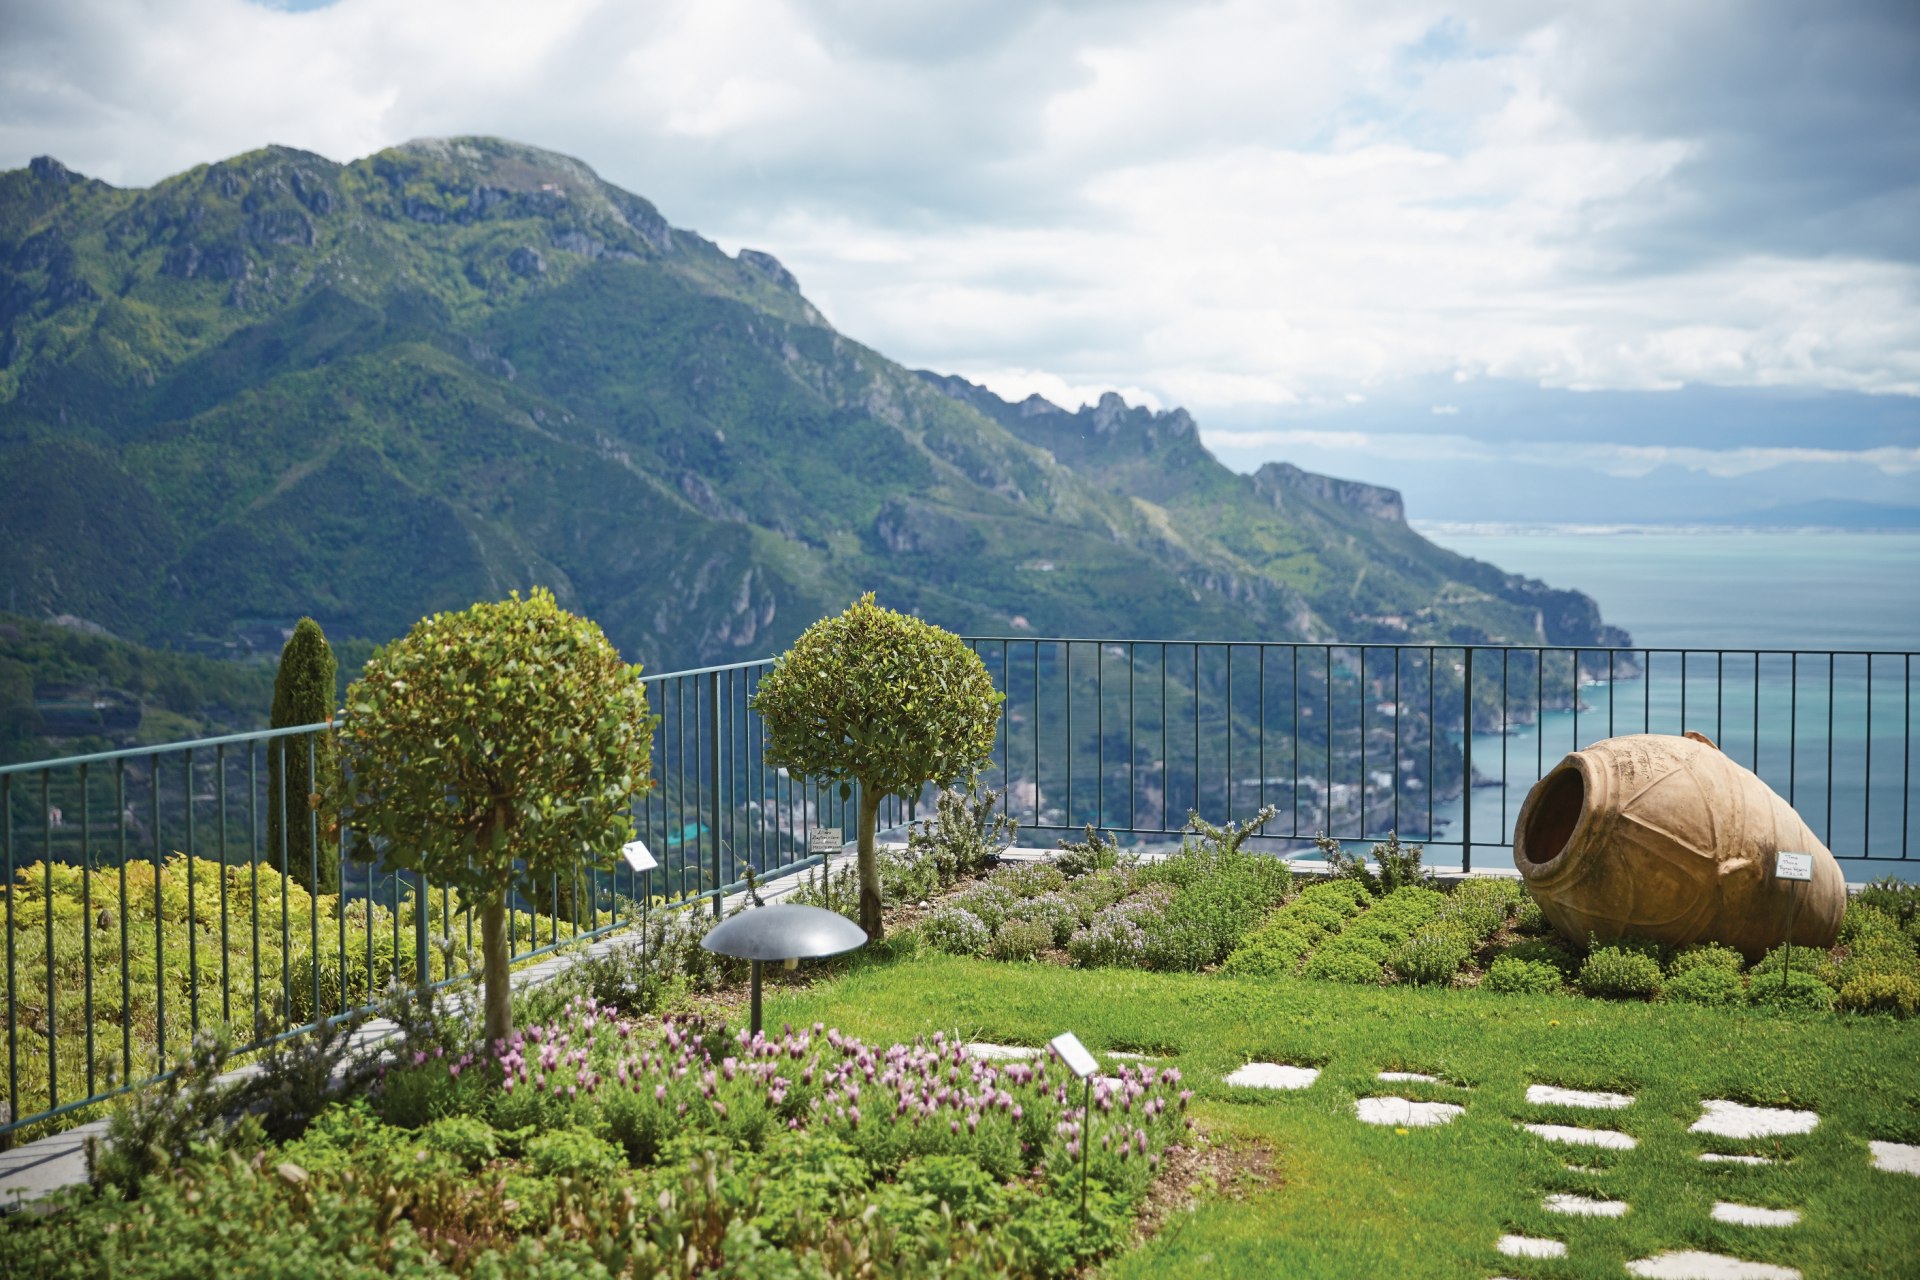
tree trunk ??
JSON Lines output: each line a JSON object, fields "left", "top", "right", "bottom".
{"left": 479, "top": 896, "right": 513, "bottom": 1046}
{"left": 856, "top": 785, "right": 884, "bottom": 941}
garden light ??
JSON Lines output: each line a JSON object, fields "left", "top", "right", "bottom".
{"left": 700, "top": 903, "right": 867, "bottom": 1035}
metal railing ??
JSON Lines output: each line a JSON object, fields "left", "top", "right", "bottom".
{"left": 4, "top": 639, "right": 1914, "bottom": 1136}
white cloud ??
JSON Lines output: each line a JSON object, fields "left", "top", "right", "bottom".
{"left": 1202, "top": 428, "right": 1920, "bottom": 478}
{"left": 3, "top": 0, "right": 1917, "bottom": 421}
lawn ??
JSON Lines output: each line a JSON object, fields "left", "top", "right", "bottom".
{"left": 764, "top": 950, "right": 1920, "bottom": 1279}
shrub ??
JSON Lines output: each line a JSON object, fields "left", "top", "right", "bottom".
{"left": 1451, "top": 877, "right": 1523, "bottom": 915}
{"left": 1484, "top": 957, "right": 1564, "bottom": 994}
{"left": 1221, "top": 926, "right": 1314, "bottom": 977}
{"left": 1578, "top": 947, "right": 1664, "bottom": 1000}
{"left": 524, "top": 1128, "right": 625, "bottom": 1181}
{"left": 1833, "top": 934, "right": 1920, "bottom": 987}
{"left": 1514, "top": 897, "right": 1549, "bottom": 934}
{"left": 989, "top": 918, "right": 1054, "bottom": 962}
{"left": 1666, "top": 964, "right": 1745, "bottom": 1007}
{"left": 1669, "top": 943, "right": 1746, "bottom": 977}
{"left": 1296, "top": 878, "right": 1370, "bottom": 915}
{"left": 752, "top": 594, "right": 1002, "bottom": 940}
{"left": 1066, "top": 910, "right": 1152, "bottom": 968}
{"left": 1285, "top": 901, "right": 1348, "bottom": 940}
{"left": 1432, "top": 896, "right": 1504, "bottom": 941}
{"left": 1303, "top": 947, "right": 1385, "bottom": 984}
{"left": 1055, "top": 825, "right": 1127, "bottom": 878}
{"left": 267, "top": 617, "right": 339, "bottom": 896}
{"left": 1312, "top": 830, "right": 1430, "bottom": 895}
{"left": 1837, "top": 971, "right": 1920, "bottom": 1016}
{"left": 905, "top": 783, "right": 1020, "bottom": 891}
{"left": 1856, "top": 876, "right": 1920, "bottom": 930}
{"left": 1007, "top": 891, "right": 1082, "bottom": 946}
{"left": 420, "top": 1114, "right": 500, "bottom": 1169}
{"left": 1392, "top": 930, "right": 1472, "bottom": 986}
{"left": 1839, "top": 902, "right": 1905, "bottom": 946}
{"left": 333, "top": 588, "right": 654, "bottom": 1043}
{"left": 1747, "top": 968, "right": 1836, "bottom": 1012}
{"left": 920, "top": 907, "right": 991, "bottom": 956}
{"left": 1495, "top": 938, "right": 1579, "bottom": 975}
{"left": 1065, "top": 868, "right": 1137, "bottom": 913}
{"left": 992, "top": 862, "right": 1067, "bottom": 899}
{"left": 950, "top": 883, "right": 1019, "bottom": 932}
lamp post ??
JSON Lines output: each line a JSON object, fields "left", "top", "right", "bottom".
{"left": 699, "top": 902, "right": 868, "bottom": 1036}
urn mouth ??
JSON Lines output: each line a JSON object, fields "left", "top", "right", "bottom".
{"left": 1515, "top": 753, "right": 1597, "bottom": 883}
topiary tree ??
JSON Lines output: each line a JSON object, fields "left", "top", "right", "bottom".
{"left": 750, "top": 594, "right": 1001, "bottom": 940}
{"left": 268, "top": 618, "right": 339, "bottom": 896}
{"left": 329, "top": 590, "right": 654, "bottom": 1044}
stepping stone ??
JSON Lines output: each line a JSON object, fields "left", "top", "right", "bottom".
{"left": 1225, "top": 1062, "right": 1320, "bottom": 1090}
{"left": 1565, "top": 1162, "right": 1604, "bottom": 1173}
{"left": 1378, "top": 1070, "right": 1441, "bottom": 1083}
{"left": 1700, "top": 1153, "right": 1775, "bottom": 1166}
{"left": 1496, "top": 1234, "right": 1566, "bottom": 1259}
{"left": 1711, "top": 1202, "right": 1801, "bottom": 1228}
{"left": 1689, "top": 1100, "right": 1818, "bottom": 1139}
{"left": 1868, "top": 1140, "right": 1920, "bottom": 1176}
{"left": 1528, "top": 1084, "right": 1633, "bottom": 1110}
{"left": 1354, "top": 1096, "right": 1464, "bottom": 1127}
{"left": 1520, "top": 1122, "right": 1638, "bottom": 1150}
{"left": 1106, "top": 1050, "right": 1151, "bottom": 1061}
{"left": 964, "top": 1043, "right": 1040, "bottom": 1061}
{"left": 1625, "top": 1251, "right": 1799, "bottom": 1279}
{"left": 1544, "top": 1192, "right": 1629, "bottom": 1217}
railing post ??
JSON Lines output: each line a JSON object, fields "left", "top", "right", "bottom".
{"left": 710, "top": 670, "right": 723, "bottom": 919}
{"left": 413, "top": 869, "right": 431, "bottom": 988}
{"left": 1462, "top": 646, "right": 1474, "bottom": 874}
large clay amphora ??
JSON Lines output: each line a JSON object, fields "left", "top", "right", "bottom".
{"left": 1512, "top": 733, "right": 1843, "bottom": 961}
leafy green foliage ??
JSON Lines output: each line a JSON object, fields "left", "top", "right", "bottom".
{"left": 903, "top": 783, "right": 1018, "bottom": 888}
{"left": 1391, "top": 930, "right": 1473, "bottom": 986}
{"left": 332, "top": 589, "right": 652, "bottom": 1040}
{"left": 1747, "top": 967, "right": 1837, "bottom": 1012}
{"left": 988, "top": 917, "right": 1054, "bottom": 962}
{"left": 1665, "top": 964, "right": 1746, "bottom": 1006}
{"left": 751, "top": 595, "right": 1001, "bottom": 937}
{"left": 919, "top": 907, "right": 992, "bottom": 956}
{"left": 1838, "top": 971, "right": 1920, "bottom": 1016}
{"left": 1311, "top": 830, "right": 1431, "bottom": 896}
{"left": 1578, "top": 946, "right": 1665, "bottom": 1000}
{"left": 1669, "top": 943, "right": 1746, "bottom": 977}
{"left": 1055, "top": 825, "right": 1126, "bottom": 878}
{"left": 1483, "top": 956, "right": 1564, "bottom": 994}
{"left": 267, "top": 618, "right": 339, "bottom": 895}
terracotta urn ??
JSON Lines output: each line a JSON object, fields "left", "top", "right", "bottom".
{"left": 1512, "top": 733, "right": 1843, "bottom": 960}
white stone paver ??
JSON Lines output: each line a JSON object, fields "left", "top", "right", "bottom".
{"left": 1625, "top": 1251, "right": 1800, "bottom": 1279}
{"left": 1528, "top": 1083, "right": 1634, "bottom": 1110}
{"left": 963, "top": 1042, "right": 1041, "bottom": 1061}
{"left": 1225, "top": 1062, "right": 1320, "bottom": 1090}
{"left": 1711, "top": 1202, "right": 1801, "bottom": 1228}
{"left": 1544, "top": 1192, "right": 1629, "bottom": 1217}
{"left": 1689, "top": 1100, "right": 1818, "bottom": 1140}
{"left": 1496, "top": 1235, "right": 1567, "bottom": 1259}
{"left": 1378, "top": 1070, "right": 1441, "bottom": 1083}
{"left": 1354, "top": 1096, "right": 1464, "bottom": 1127}
{"left": 1520, "top": 1122, "right": 1638, "bottom": 1150}
{"left": 1699, "top": 1153, "right": 1775, "bottom": 1166}
{"left": 1868, "top": 1140, "right": 1920, "bottom": 1176}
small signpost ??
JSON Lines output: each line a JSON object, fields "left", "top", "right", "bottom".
{"left": 808, "top": 827, "right": 842, "bottom": 857}
{"left": 1050, "top": 1031, "right": 1100, "bottom": 1239}
{"left": 1775, "top": 851, "right": 1813, "bottom": 993}
{"left": 623, "top": 839, "right": 658, "bottom": 948}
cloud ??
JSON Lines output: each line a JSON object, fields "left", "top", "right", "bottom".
{"left": 1203, "top": 427, "right": 1920, "bottom": 478}
{"left": 3, "top": 0, "right": 1917, "bottom": 419}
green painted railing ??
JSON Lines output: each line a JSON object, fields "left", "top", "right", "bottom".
{"left": 4, "top": 639, "right": 1915, "bottom": 1136}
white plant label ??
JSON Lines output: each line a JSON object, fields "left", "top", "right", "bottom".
{"left": 1049, "top": 1031, "right": 1099, "bottom": 1080}
{"left": 621, "top": 840, "right": 658, "bottom": 873}
{"left": 808, "top": 827, "right": 842, "bottom": 855}
{"left": 1775, "top": 851, "right": 1813, "bottom": 881}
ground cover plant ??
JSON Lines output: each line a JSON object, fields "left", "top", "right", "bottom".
{"left": 0, "top": 975, "right": 1194, "bottom": 1278}
{"left": 0, "top": 855, "right": 579, "bottom": 1139}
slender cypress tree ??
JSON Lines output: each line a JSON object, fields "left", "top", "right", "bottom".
{"left": 268, "top": 618, "right": 339, "bottom": 896}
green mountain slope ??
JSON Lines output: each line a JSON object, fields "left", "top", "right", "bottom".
{"left": 0, "top": 138, "right": 1626, "bottom": 672}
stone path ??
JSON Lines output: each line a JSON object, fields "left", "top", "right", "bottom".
{"left": 1223, "top": 1062, "right": 1319, "bottom": 1090}
{"left": 1520, "top": 1121, "right": 1638, "bottom": 1149}
{"left": 1690, "top": 1100, "right": 1819, "bottom": 1139}
{"left": 1544, "top": 1192, "right": 1628, "bottom": 1218}
{"left": 1353, "top": 1096, "right": 1463, "bottom": 1127}
{"left": 1867, "top": 1139, "right": 1920, "bottom": 1176}
{"left": 1624, "top": 1252, "right": 1801, "bottom": 1279}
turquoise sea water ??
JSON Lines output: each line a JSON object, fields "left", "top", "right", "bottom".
{"left": 1416, "top": 528, "right": 1920, "bottom": 880}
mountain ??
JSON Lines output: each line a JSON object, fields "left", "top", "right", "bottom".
{"left": 0, "top": 138, "right": 1628, "bottom": 672}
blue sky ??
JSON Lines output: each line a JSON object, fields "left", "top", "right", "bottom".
{"left": 2, "top": 0, "right": 1915, "bottom": 522}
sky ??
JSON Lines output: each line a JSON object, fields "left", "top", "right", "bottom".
{"left": 3, "top": 0, "right": 1917, "bottom": 522}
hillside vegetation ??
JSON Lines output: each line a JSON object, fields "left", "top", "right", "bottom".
{"left": 1, "top": 139, "right": 1626, "bottom": 677}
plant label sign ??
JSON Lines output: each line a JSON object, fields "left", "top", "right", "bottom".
{"left": 808, "top": 827, "right": 842, "bottom": 856}
{"left": 1049, "top": 1031, "right": 1099, "bottom": 1080}
{"left": 1775, "top": 851, "right": 1813, "bottom": 882}
{"left": 621, "top": 840, "right": 658, "bottom": 873}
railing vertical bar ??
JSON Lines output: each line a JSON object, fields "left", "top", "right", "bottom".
{"left": 1392, "top": 648, "right": 1401, "bottom": 839}
{"left": 307, "top": 739, "right": 321, "bottom": 1026}
{"left": 185, "top": 749, "right": 198, "bottom": 1036}
{"left": 217, "top": 745, "right": 229, "bottom": 1029}
{"left": 38, "top": 772, "right": 53, "bottom": 1106}
{"left": 709, "top": 670, "right": 722, "bottom": 919}
{"left": 1863, "top": 654, "right": 1873, "bottom": 859}
{"left": 1097, "top": 642, "right": 1105, "bottom": 829}
{"left": 1500, "top": 649, "right": 1510, "bottom": 845}
{"left": 118, "top": 761, "right": 130, "bottom": 1084}
{"left": 1681, "top": 650, "right": 1689, "bottom": 736}
{"left": 1461, "top": 647, "right": 1473, "bottom": 873}
{"left": 1065, "top": 642, "right": 1074, "bottom": 829}
{"left": 3, "top": 772, "right": 12, "bottom": 1114}
{"left": 1159, "top": 644, "right": 1168, "bottom": 833}
{"left": 1000, "top": 644, "right": 1011, "bottom": 805}
{"left": 1129, "top": 642, "right": 1138, "bottom": 833}
{"left": 1427, "top": 647, "right": 1437, "bottom": 841}
{"left": 1716, "top": 651, "right": 1725, "bottom": 747}
{"left": 1572, "top": 650, "right": 1581, "bottom": 749}
{"left": 1324, "top": 646, "right": 1332, "bottom": 835}
{"left": 152, "top": 754, "right": 165, "bottom": 1068}
{"left": 1225, "top": 645, "right": 1234, "bottom": 821}
{"left": 1752, "top": 652, "right": 1762, "bottom": 775}
{"left": 1608, "top": 649, "right": 1616, "bottom": 742}
{"left": 1359, "top": 647, "right": 1367, "bottom": 838}
{"left": 1291, "top": 647, "right": 1300, "bottom": 838}
{"left": 1034, "top": 642, "right": 1042, "bottom": 830}
{"left": 1258, "top": 645, "right": 1266, "bottom": 822}
{"left": 1827, "top": 654, "right": 1835, "bottom": 847}
{"left": 1193, "top": 643, "right": 1202, "bottom": 820}
{"left": 81, "top": 763, "right": 94, "bottom": 1096}
{"left": 278, "top": 744, "right": 290, "bottom": 1030}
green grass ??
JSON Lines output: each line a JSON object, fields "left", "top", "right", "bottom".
{"left": 765, "top": 951, "right": 1920, "bottom": 1278}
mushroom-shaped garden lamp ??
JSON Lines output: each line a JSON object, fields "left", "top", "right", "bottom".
{"left": 699, "top": 903, "right": 868, "bottom": 1035}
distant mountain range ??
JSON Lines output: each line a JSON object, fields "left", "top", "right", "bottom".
{"left": 0, "top": 138, "right": 1628, "bottom": 672}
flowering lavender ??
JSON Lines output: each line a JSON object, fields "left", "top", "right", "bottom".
{"left": 919, "top": 906, "right": 992, "bottom": 956}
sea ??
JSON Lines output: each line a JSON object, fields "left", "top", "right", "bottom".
{"left": 1414, "top": 526, "right": 1920, "bottom": 883}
